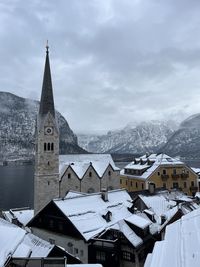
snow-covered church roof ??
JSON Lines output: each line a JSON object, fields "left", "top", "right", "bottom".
{"left": 59, "top": 154, "right": 120, "bottom": 179}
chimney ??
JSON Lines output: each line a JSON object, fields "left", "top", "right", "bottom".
{"left": 101, "top": 188, "right": 108, "bottom": 202}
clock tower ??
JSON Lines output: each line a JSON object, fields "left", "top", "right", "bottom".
{"left": 34, "top": 44, "right": 59, "bottom": 214}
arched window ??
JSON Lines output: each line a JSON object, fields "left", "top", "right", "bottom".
{"left": 48, "top": 143, "right": 51, "bottom": 151}
{"left": 87, "top": 187, "right": 95, "bottom": 193}
{"left": 44, "top": 143, "right": 47, "bottom": 151}
{"left": 51, "top": 143, "right": 54, "bottom": 151}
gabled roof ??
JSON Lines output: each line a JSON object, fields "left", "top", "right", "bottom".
{"left": 0, "top": 218, "right": 54, "bottom": 266}
{"left": 121, "top": 153, "right": 188, "bottom": 180}
{"left": 59, "top": 154, "right": 119, "bottom": 179}
{"left": 2, "top": 208, "right": 34, "bottom": 227}
{"left": 145, "top": 207, "right": 200, "bottom": 267}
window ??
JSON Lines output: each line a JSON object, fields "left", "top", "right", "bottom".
{"left": 120, "top": 179, "right": 122, "bottom": 184}
{"left": 158, "top": 172, "right": 160, "bottom": 176}
{"left": 87, "top": 187, "right": 95, "bottom": 193}
{"left": 142, "top": 183, "right": 144, "bottom": 189}
{"left": 108, "top": 171, "right": 111, "bottom": 176}
{"left": 48, "top": 143, "right": 51, "bottom": 151}
{"left": 163, "top": 169, "right": 166, "bottom": 175}
{"left": 80, "top": 250, "right": 84, "bottom": 257}
{"left": 68, "top": 173, "right": 71, "bottom": 179}
{"left": 74, "top": 248, "right": 79, "bottom": 254}
{"left": 131, "top": 181, "right": 133, "bottom": 186}
{"left": 184, "top": 182, "right": 187, "bottom": 188}
{"left": 191, "top": 181, "right": 194, "bottom": 187}
{"left": 126, "top": 180, "right": 127, "bottom": 186}
{"left": 47, "top": 181, "right": 50, "bottom": 185}
{"left": 136, "top": 182, "right": 138, "bottom": 188}
{"left": 173, "top": 169, "right": 176, "bottom": 175}
{"left": 89, "top": 172, "right": 92, "bottom": 177}
{"left": 51, "top": 143, "right": 54, "bottom": 151}
{"left": 47, "top": 161, "right": 50, "bottom": 166}
{"left": 163, "top": 183, "right": 166, "bottom": 188}
{"left": 122, "top": 251, "right": 132, "bottom": 261}
{"left": 173, "top": 182, "right": 179, "bottom": 189}
{"left": 96, "top": 251, "right": 106, "bottom": 261}
{"left": 44, "top": 143, "right": 47, "bottom": 151}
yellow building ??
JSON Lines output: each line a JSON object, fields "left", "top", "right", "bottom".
{"left": 120, "top": 153, "right": 198, "bottom": 196}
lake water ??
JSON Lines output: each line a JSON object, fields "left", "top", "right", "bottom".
{"left": 0, "top": 159, "right": 200, "bottom": 211}
{"left": 0, "top": 165, "right": 34, "bottom": 211}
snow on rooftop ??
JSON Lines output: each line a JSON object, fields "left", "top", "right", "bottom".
{"left": 3, "top": 208, "right": 34, "bottom": 226}
{"left": 0, "top": 218, "right": 54, "bottom": 266}
{"left": 59, "top": 154, "right": 119, "bottom": 179}
{"left": 139, "top": 194, "right": 176, "bottom": 216}
{"left": 54, "top": 189, "right": 140, "bottom": 242}
{"left": 145, "top": 208, "right": 200, "bottom": 267}
{"left": 121, "top": 153, "right": 185, "bottom": 180}
{"left": 125, "top": 214, "right": 151, "bottom": 229}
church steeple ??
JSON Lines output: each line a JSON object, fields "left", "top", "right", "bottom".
{"left": 39, "top": 42, "right": 55, "bottom": 118}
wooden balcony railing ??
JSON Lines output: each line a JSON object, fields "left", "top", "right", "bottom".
{"left": 181, "top": 173, "right": 189, "bottom": 179}
{"left": 171, "top": 174, "right": 180, "bottom": 180}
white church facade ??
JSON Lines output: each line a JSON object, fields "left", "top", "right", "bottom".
{"left": 34, "top": 46, "right": 120, "bottom": 213}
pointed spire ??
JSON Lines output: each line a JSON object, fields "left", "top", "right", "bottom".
{"left": 39, "top": 41, "right": 55, "bottom": 117}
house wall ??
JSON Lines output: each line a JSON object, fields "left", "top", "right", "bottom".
{"left": 101, "top": 166, "right": 120, "bottom": 190}
{"left": 60, "top": 167, "right": 81, "bottom": 197}
{"left": 31, "top": 227, "right": 88, "bottom": 263}
{"left": 60, "top": 165, "right": 120, "bottom": 196}
{"left": 120, "top": 165, "right": 198, "bottom": 196}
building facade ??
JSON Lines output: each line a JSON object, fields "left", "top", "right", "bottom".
{"left": 120, "top": 153, "right": 198, "bottom": 196}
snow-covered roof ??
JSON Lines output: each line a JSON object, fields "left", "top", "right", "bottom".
{"left": 121, "top": 153, "right": 186, "bottom": 180}
{"left": 139, "top": 194, "right": 177, "bottom": 216}
{"left": 0, "top": 218, "right": 54, "bottom": 267}
{"left": 2, "top": 208, "right": 34, "bottom": 226}
{"left": 145, "top": 207, "right": 200, "bottom": 267}
{"left": 59, "top": 154, "right": 119, "bottom": 179}
{"left": 53, "top": 189, "right": 145, "bottom": 247}
{"left": 125, "top": 214, "right": 151, "bottom": 229}
{"left": 191, "top": 167, "right": 200, "bottom": 174}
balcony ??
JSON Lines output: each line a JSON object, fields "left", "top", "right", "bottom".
{"left": 181, "top": 173, "right": 189, "bottom": 179}
{"left": 171, "top": 174, "right": 180, "bottom": 180}
{"left": 161, "top": 174, "right": 169, "bottom": 181}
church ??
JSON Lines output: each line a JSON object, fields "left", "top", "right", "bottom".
{"left": 34, "top": 46, "right": 120, "bottom": 213}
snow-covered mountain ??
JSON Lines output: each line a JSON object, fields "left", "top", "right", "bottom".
{"left": 78, "top": 120, "right": 176, "bottom": 154}
{"left": 0, "top": 92, "right": 85, "bottom": 161}
{"left": 161, "top": 113, "right": 200, "bottom": 159}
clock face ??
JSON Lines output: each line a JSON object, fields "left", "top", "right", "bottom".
{"left": 45, "top": 127, "right": 53, "bottom": 135}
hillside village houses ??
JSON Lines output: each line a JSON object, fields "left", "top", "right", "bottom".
{"left": 2, "top": 45, "right": 200, "bottom": 267}
{"left": 120, "top": 153, "right": 199, "bottom": 196}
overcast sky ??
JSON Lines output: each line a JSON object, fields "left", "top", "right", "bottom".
{"left": 1, "top": 0, "right": 200, "bottom": 134}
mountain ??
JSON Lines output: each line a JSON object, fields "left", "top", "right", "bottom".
{"left": 161, "top": 113, "right": 200, "bottom": 159}
{"left": 78, "top": 120, "right": 176, "bottom": 154}
{"left": 0, "top": 92, "right": 85, "bottom": 161}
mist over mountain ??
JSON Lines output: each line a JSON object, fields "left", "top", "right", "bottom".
{"left": 162, "top": 113, "right": 200, "bottom": 159}
{"left": 0, "top": 92, "right": 85, "bottom": 162}
{"left": 78, "top": 120, "right": 177, "bottom": 154}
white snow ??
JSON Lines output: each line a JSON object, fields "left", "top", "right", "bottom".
{"left": 145, "top": 208, "right": 200, "bottom": 267}
{"left": 2, "top": 208, "right": 34, "bottom": 226}
{"left": 59, "top": 154, "right": 119, "bottom": 179}
{"left": 0, "top": 218, "right": 54, "bottom": 266}
{"left": 54, "top": 189, "right": 143, "bottom": 245}
{"left": 125, "top": 214, "right": 151, "bottom": 229}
